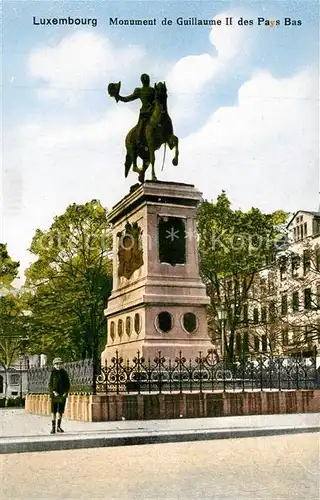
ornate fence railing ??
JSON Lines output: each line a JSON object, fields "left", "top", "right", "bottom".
{"left": 27, "top": 352, "right": 319, "bottom": 395}
{"left": 28, "top": 359, "right": 93, "bottom": 394}
{"left": 96, "top": 351, "right": 319, "bottom": 394}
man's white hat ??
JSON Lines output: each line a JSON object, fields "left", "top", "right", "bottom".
{"left": 53, "top": 357, "right": 62, "bottom": 364}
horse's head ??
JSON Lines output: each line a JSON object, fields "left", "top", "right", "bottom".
{"left": 154, "top": 82, "right": 168, "bottom": 104}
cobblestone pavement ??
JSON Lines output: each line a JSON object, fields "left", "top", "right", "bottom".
{"left": 1, "top": 433, "right": 319, "bottom": 499}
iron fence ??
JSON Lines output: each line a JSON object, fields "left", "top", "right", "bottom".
{"left": 27, "top": 352, "right": 319, "bottom": 395}
{"left": 96, "top": 351, "right": 319, "bottom": 394}
{"left": 28, "top": 359, "right": 93, "bottom": 394}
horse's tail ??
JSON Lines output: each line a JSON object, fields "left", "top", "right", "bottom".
{"left": 125, "top": 152, "right": 132, "bottom": 177}
{"left": 161, "top": 143, "right": 167, "bottom": 171}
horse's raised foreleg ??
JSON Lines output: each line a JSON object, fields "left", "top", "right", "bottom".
{"left": 168, "top": 135, "right": 179, "bottom": 166}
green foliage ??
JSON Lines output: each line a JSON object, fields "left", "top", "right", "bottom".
{"left": 197, "top": 191, "right": 288, "bottom": 362}
{"left": 0, "top": 397, "right": 25, "bottom": 407}
{"left": 0, "top": 291, "right": 31, "bottom": 398}
{"left": 25, "top": 200, "right": 113, "bottom": 362}
{"left": 0, "top": 243, "right": 19, "bottom": 288}
{"left": 0, "top": 293, "right": 31, "bottom": 367}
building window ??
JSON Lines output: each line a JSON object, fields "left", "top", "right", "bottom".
{"left": 117, "top": 319, "right": 123, "bottom": 338}
{"left": 314, "top": 219, "right": 320, "bottom": 236}
{"left": 293, "top": 227, "right": 297, "bottom": 241}
{"left": 254, "top": 336, "right": 260, "bottom": 351}
{"left": 281, "top": 294, "right": 288, "bottom": 315}
{"left": 292, "top": 291, "right": 299, "bottom": 312}
{"left": 282, "top": 327, "right": 289, "bottom": 346}
{"left": 279, "top": 257, "right": 287, "bottom": 281}
{"left": 125, "top": 316, "right": 132, "bottom": 337}
{"left": 243, "top": 332, "right": 249, "bottom": 354}
{"left": 304, "top": 222, "right": 307, "bottom": 237}
{"left": 182, "top": 312, "right": 198, "bottom": 333}
{"left": 157, "top": 311, "right": 173, "bottom": 333}
{"left": 158, "top": 217, "right": 186, "bottom": 265}
{"left": 134, "top": 313, "right": 141, "bottom": 334}
{"left": 291, "top": 254, "right": 300, "bottom": 277}
{"left": 261, "top": 307, "right": 267, "bottom": 323}
{"left": 109, "top": 321, "right": 115, "bottom": 341}
{"left": 304, "top": 288, "right": 312, "bottom": 310}
{"left": 303, "top": 249, "right": 311, "bottom": 274}
{"left": 10, "top": 374, "right": 20, "bottom": 385}
{"left": 243, "top": 304, "right": 248, "bottom": 324}
{"left": 269, "top": 301, "right": 276, "bottom": 322}
{"left": 253, "top": 308, "right": 259, "bottom": 324}
{"left": 261, "top": 335, "right": 268, "bottom": 352}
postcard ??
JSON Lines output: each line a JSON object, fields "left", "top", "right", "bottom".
{"left": 1, "top": 0, "right": 319, "bottom": 498}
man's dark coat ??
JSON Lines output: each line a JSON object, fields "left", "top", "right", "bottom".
{"left": 49, "top": 368, "right": 70, "bottom": 397}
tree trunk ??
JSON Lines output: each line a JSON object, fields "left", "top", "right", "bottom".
{"left": 226, "top": 331, "right": 235, "bottom": 364}
{"left": 4, "top": 368, "right": 9, "bottom": 403}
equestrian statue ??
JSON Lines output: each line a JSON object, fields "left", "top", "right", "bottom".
{"left": 108, "top": 74, "right": 179, "bottom": 183}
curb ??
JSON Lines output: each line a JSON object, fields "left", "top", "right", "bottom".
{"left": 1, "top": 426, "right": 319, "bottom": 454}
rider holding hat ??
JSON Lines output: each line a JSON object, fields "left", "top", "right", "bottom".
{"left": 109, "top": 73, "right": 155, "bottom": 144}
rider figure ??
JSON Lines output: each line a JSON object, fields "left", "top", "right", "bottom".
{"left": 116, "top": 74, "right": 155, "bottom": 144}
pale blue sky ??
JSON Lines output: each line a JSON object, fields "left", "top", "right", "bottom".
{"left": 2, "top": 0, "right": 319, "bottom": 282}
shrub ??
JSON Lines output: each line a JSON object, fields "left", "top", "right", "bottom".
{"left": 2, "top": 397, "right": 25, "bottom": 408}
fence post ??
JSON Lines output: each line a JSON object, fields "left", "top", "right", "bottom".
{"left": 105, "top": 359, "right": 108, "bottom": 394}
{"left": 115, "top": 351, "right": 120, "bottom": 395}
{"left": 158, "top": 351, "right": 162, "bottom": 394}
{"left": 278, "top": 358, "right": 281, "bottom": 391}
{"left": 199, "top": 352, "right": 203, "bottom": 394}
{"left": 242, "top": 357, "right": 245, "bottom": 392}
{"left": 178, "top": 351, "right": 183, "bottom": 394}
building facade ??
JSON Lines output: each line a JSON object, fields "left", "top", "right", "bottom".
{"left": 224, "top": 210, "right": 320, "bottom": 359}
{"left": 0, "top": 354, "right": 47, "bottom": 398}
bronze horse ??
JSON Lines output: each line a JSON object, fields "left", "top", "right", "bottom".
{"left": 124, "top": 82, "right": 179, "bottom": 183}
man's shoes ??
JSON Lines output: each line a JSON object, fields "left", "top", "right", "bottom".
{"left": 57, "top": 426, "right": 64, "bottom": 433}
{"left": 50, "top": 428, "right": 55, "bottom": 434}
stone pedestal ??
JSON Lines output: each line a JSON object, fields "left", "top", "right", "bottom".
{"left": 101, "top": 180, "right": 212, "bottom": 364}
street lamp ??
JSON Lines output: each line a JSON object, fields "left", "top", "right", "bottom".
{"left": 217, "top": 308, "right": 228, "bottom": 361}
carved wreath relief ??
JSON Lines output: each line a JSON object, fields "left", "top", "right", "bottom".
{"left": 117, "top": 221, "right": 143, "bottom": 279}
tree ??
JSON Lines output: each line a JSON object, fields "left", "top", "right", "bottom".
{"left": 0, "top": 243, "right": 19, "bottom": 289}
{"left": 0, "top": 245, "right": 29, "bottom": 398}
{"left": 197, "top": 191, "right": 288, "bottom": 363}
{"left": 25, "top": 200, "right": 113, "bottom": 382}
{"left": 0, "top": 293, "right": 31, "bottom": 398}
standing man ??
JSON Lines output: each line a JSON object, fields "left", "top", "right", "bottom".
{"left": 49, "top": 357, "right": 70, "bottom": 434}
